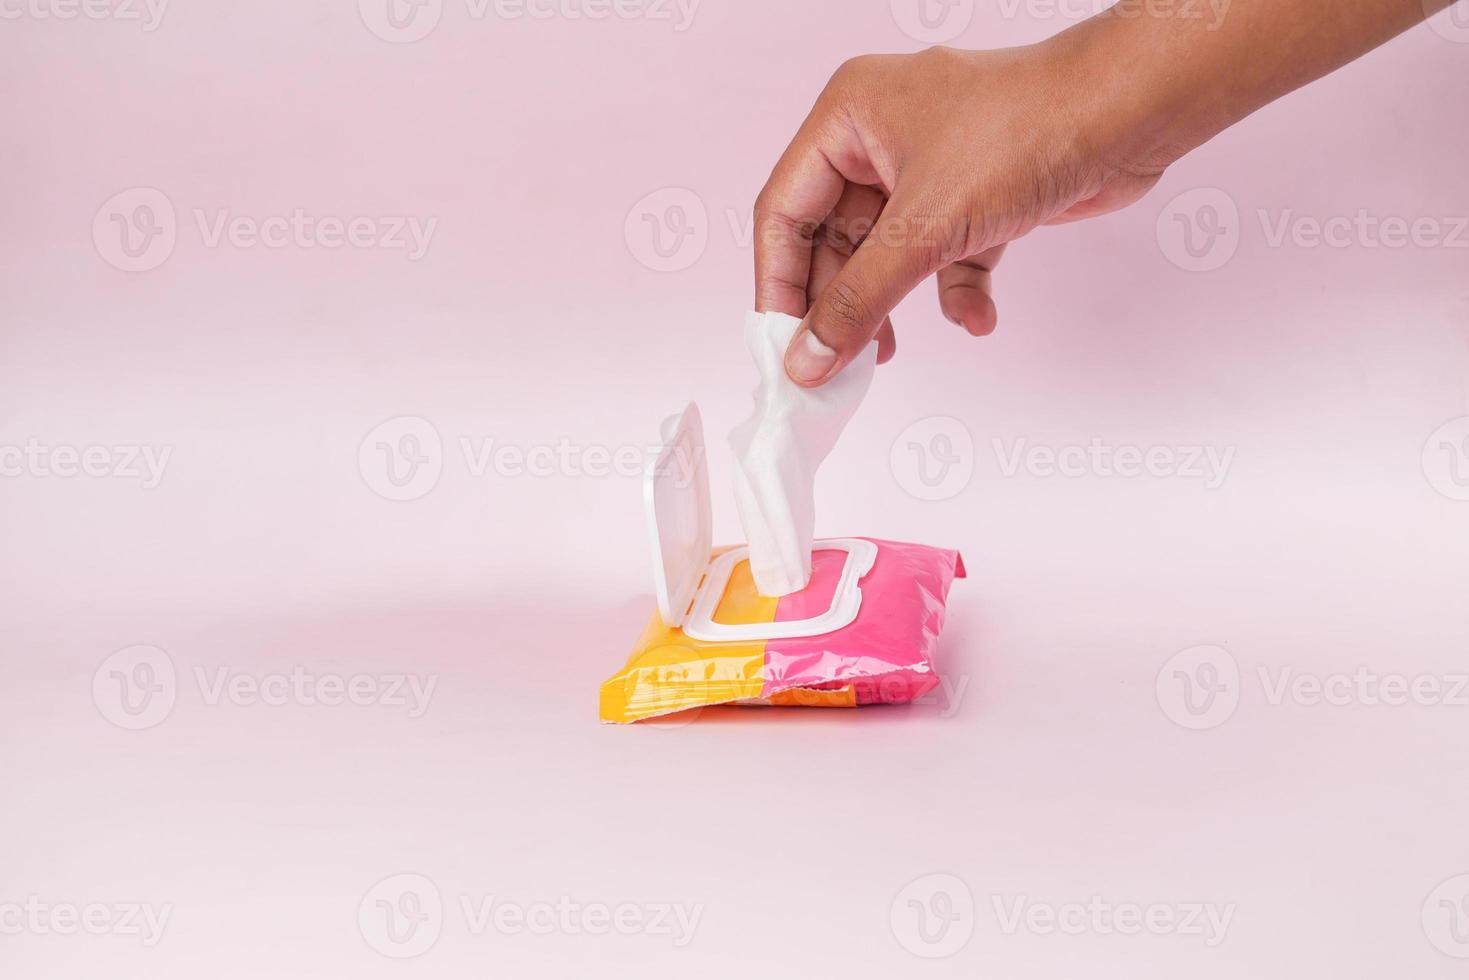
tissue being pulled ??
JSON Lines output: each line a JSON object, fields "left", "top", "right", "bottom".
{"left": 729, "top": 311, "right": 877, "bottom": 596}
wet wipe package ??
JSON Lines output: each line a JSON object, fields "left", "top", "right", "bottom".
{"left": 599, "top": 313, "right": 964, "bottom": 724}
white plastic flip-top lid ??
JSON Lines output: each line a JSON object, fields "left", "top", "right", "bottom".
{"left": 644, "top": 402, "right": 713, "bottom": 629}
{"left": 644, "top": 403, "right": 875, "bottom": 642}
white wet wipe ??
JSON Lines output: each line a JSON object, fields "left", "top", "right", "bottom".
{"left": 728, "top": 311, "right": 877, "bottom": 596}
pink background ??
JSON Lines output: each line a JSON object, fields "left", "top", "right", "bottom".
{"left": 3, "top": 0, "right": 1468, "bottom": 976}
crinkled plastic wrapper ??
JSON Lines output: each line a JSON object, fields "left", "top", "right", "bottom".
{"left": 599, "top": 538, "right": 964, "bottom": 724}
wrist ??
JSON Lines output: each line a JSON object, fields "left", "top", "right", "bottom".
{"left": 1043, "top": 12, "right": 1217, "bottom": 180}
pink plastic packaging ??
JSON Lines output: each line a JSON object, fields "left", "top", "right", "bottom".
{"left": 756, "top": 538, "right": 966, "bottom": 706}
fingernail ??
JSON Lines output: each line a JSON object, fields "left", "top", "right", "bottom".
{"left": 785, "top": 327, "right": 838, "bottom": 384}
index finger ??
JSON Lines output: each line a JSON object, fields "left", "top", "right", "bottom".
{"left": 753, "top": 127, "right": 847, "bottom": 318}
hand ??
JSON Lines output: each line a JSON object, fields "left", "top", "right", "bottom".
{"left": 754, "top": 38, "right": 1164, "bottom": 387}
{"left": 755, "top": 0, "right": 1444, "bottom": 386}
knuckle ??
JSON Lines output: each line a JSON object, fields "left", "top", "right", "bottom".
{"left": 914, "top": 45, "right": 967, "bottom": 75}
{"left": 753, "top": 189, "right": 774, "bottom": 225}
{"left": 820, "top": 277, "right": 873, "bottom": 337}
{"left": 886, "top": 207, "right": 949, "bottom": 269}
{"left": 899, "top": 193, "right": 975, "bottom": 266}
{"left": 935, "top": 209, "right": 977, "bottom": 264}
{"left": 829, "top": 54, "right": 879, "bottom": 92}
{"left": 817, "top": 217, "right": 867, "bottom": 258}
{"left": 753, "top": 192, "right": 797, "bottom": 250}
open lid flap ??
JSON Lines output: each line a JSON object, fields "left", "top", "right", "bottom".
{"left": 644, "top": 402, "right": 712, "bottom": 628}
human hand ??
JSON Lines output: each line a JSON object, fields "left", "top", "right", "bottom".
{"left": 754, "top": 37, "right": 1164, "bottom": 386}
{"left": 755, "top": 0, "right": 1444, "bottom": 386}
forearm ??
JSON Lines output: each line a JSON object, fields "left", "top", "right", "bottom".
{"left": 1058, "top": 0, "right": 1451, "bottom": 171}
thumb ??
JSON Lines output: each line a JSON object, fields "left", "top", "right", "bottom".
{"left": 784, "top": 205, "right": 938, "bottom": 387}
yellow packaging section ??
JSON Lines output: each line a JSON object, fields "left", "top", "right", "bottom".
{"left": 600, "top": 557, "right": 775, "bottom": 724}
